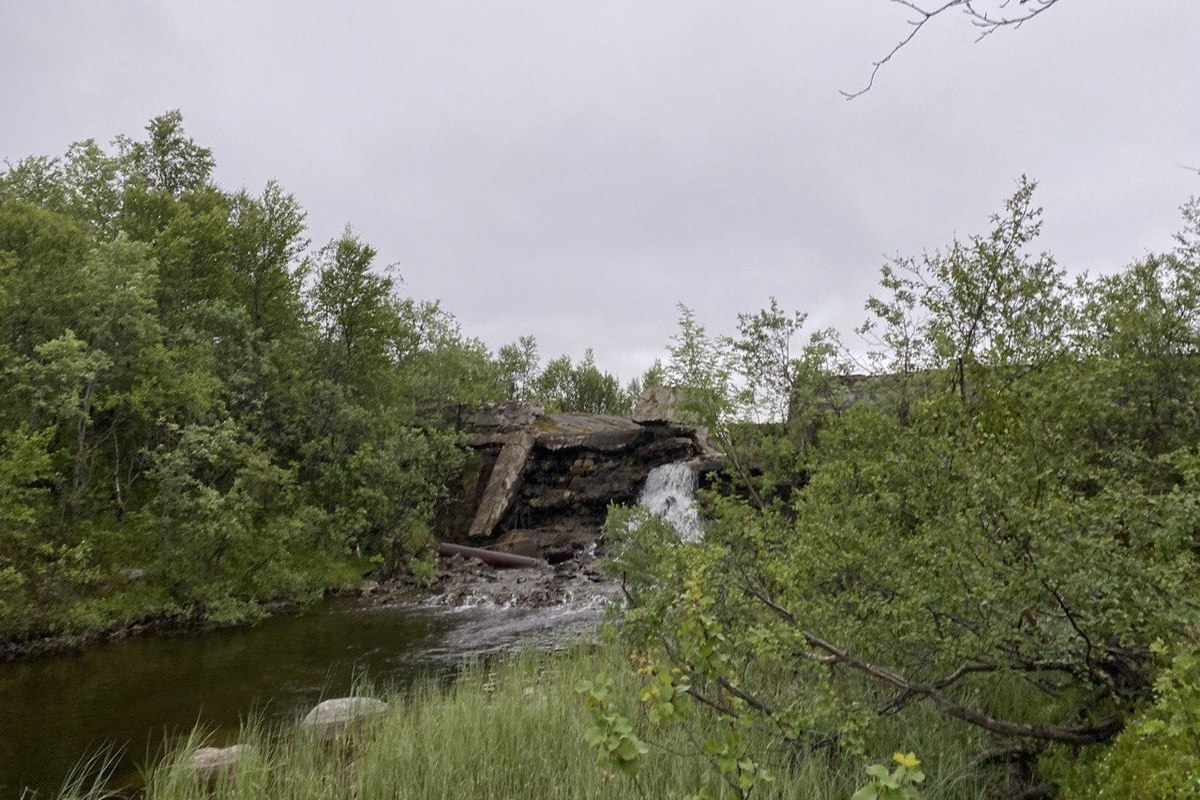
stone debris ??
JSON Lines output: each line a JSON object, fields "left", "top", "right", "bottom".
{"left": 189, "top": 744, "right": 251, "bottom": 781}
{"left": 301, "top": 697, "right": 388, "bottom": 739}
{"left": 373, "top": 550, "right": 618, "bottom": 611}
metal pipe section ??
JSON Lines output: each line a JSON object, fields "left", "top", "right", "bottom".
{"left": 437, "top": 541, "right": 544, "bottom": 569}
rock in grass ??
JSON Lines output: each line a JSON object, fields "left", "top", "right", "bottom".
{"left": 301, "top": 697, "right": 388, "bottom": 739}
{"left": 189, "top": 745, "right": 250, "bottom": 781}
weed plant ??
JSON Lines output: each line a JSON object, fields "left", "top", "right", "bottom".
{"left": 64, "top": 645, "right": 1003, "bottom": 800}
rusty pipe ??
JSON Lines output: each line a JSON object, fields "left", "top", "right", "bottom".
{"left": 438, "top": 542, "right": 544, "bottom": 569}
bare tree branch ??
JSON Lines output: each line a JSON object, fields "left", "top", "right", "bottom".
{"left": 800, "top": 631, "right": 1122, "bottom": 745}
{"left": 738, "top": 580, "right": 1122, "bottom": 744}
{"left": 844, "top": 0, "right": 1064, "bottom": 99}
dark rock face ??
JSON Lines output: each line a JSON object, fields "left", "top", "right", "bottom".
{"left": 492, "top": 530, "right": 541, "bottom": 558}
{"left": 437, "top": 396, "right": 723, "bottom": 561}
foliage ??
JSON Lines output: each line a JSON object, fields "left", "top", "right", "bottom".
{"left": 577, "top": 676, "right": 649, "bottom": 780}
{"left": 407, "top": 552, "right": 440, "bottom": 588}
{"left": 663, "top": 303, "right": 736, "bottom": 428}
{"left": 1055, "top": 642, "right": 1200, "bottom": 799}
{"left": 0, "top": 112, "right": 509, "bottom": 639}
{"left": 730, "top": 297, "right": 808, "bottom": 423}
{"left": 495, "top": 335, "right": 635, "bottom": 416}
{"left": 148, "top": 420, "right": 310, "bottom": 606}
{"left": 852, "top": 753, "right": 926, "bottom": 800}
{"left": 68, "top": 646, "right": 995, "bottom": 800}
{"left": 605, "top": 181, "right": 1200, "bottom": 796}
{"left": 496, "top": 334, "right": 540, "bottom": 400}
{"left": 535, "top": 349, "right": 630, "bottom": 415}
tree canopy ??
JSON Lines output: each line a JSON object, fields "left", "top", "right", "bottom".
{"left": 0, "top": 112, "right": 514, "bottom": 637}
{"left": 599, "top": 178, "right": 1200, "bottom": 797}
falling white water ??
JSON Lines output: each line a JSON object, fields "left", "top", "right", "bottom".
{"left": 639, "top": 462, "right": 704, "bottom": 542}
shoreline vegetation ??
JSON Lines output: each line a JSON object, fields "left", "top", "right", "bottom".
{"left": 7, "top": 112, "right": 1200, "bottom": 797}
{"left": 61, "top": 645, "right": 997, "bottom": 800}
{"left": 0, "top": 112, "right": 634, "bottom": 651}
{"left": 0, "top": 556, "right": 369, "bottom": 662}
{"left": 0, "top": 585, "right": 333, "bottom": 663}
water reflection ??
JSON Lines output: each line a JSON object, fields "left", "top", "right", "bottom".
{"left": 0, "top": 596, "right": 608, "bottom": 797}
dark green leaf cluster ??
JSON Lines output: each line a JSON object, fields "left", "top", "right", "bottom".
{"left": 0, "top": 112, "right": 509, "bottom": 639}
{"left": 606, "top": 178, "right": 1200, "bottom": 793}
{"left": 495, "top": 337, "right": 636, "bottom": 416}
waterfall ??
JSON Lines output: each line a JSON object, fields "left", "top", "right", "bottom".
{"left": 639, "top": 462, "right": 704, "bottom": 542}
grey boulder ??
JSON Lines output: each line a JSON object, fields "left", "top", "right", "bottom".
{"left": 301, "top": 697, "right": 388, "bottom": 739}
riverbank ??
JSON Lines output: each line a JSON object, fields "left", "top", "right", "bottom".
{"left": 66, "top": 645, "right": 997, "bottom": 800}
{"left": 0, "top": 552, "right": 370, "bottom": 663}
{"left": 0, "top": 552, "right": 623, "bottom": 795}
{"left": 0, "top": 597, "right": 304, "bottom": 663}
{"left": 1, "top": 543, "right": 617, "bottom": 663}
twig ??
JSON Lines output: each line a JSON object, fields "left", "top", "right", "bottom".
{"left": 844, "top": 0, "right": 1063, "bottom": 99}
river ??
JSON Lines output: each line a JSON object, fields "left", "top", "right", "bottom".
{"left": 0, "top": 595, "right": 609, "bottom": 798}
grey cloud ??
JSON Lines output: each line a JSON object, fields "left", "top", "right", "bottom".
{"left": 3, "top": 0, "right": 1198, "bottom": 378}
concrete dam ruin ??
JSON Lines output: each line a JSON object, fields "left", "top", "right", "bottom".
{"left": 436, "top": 389, "right": 724, "bottom": 562}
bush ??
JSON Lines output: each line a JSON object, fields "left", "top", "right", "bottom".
{"left": 1058, "top": 644, "right": 1200, "bottom": 800}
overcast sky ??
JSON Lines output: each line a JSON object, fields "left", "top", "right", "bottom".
{"left": 3, "top": 2, "right": 1198, "bottom": 379}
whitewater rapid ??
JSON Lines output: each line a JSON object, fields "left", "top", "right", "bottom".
{"left": 639, "top": 462, "right": 704, "bottom": 542}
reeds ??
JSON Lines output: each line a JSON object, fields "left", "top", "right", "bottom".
{"left": 67, "top": 646, "right": 998, "bottom": 799}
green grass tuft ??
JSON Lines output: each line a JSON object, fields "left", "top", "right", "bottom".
{"left": 74, "top": 644, "right": 1009, "bottom": 800}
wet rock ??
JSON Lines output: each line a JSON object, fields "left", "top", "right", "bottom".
{"left": 493, "top": 530, "right": 540, "bottom": 558}
{"left": 301, "top": 697, "right": 388, "bottom": 739}
{"left": 189, "top": 744, "right": 250, "bottom": 781}
{"left": 373, "top": 541, "right": 618, "bottom": 612}
{"left": 262, "top": 599, "right": 298, "bottom": 615}
{"left": 359, "top": 580, "right": 380, "bottom": 598}
{"left": 634, "top": 434, "right": 701, "bottom": 463}
{"left": 443, "top": 391, "right": 724, "bottom": 553}
{"left": 529, "top": 525, "right": 598, "bottom": 563}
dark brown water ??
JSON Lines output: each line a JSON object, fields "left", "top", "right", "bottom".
{"left": 0, "top": 596, "right": 608, "bottom": 798}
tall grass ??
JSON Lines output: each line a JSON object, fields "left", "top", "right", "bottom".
{"left": 79, "top": 644, "right": 1005, "bottom": 800}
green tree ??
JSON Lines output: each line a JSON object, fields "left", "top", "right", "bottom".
{"left": 116, "top": 109, "right": 215, "bottom": 197}
{"left": 229, "top": 180, "right": 309, "bottom": 338}
{"left": 310, "top": 227, "right": 399, "bottom": 394}
{"left": 149, "top": 420, "right": 312, "bottom": 614}
{"left": 0, "top": 113, "right": 514, "bottom": 639}
{"left": 533, "top": 349, "right": 628, "bottom": 415}
{"left": 604, "top": 183, "right": 1200, "bottom": 796}
{"left": 730, "top": 296, "right": 807, "bottom": 424}
{"left": 497, "top": 334, "right": 540, "bottom": 401}
{"left": 0, "top": 200, "right": 91, "bottom": 357}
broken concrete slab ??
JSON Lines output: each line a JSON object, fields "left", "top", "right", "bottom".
{"left": 468, "top": 431, "right": 535, "bottom": 537}
{"left": 533, "top": 413, "right": 644, "bottom": 451}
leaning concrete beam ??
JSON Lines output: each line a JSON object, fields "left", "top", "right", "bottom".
{"left": 468, "top": 432, "right": 534, "bottom": 538}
